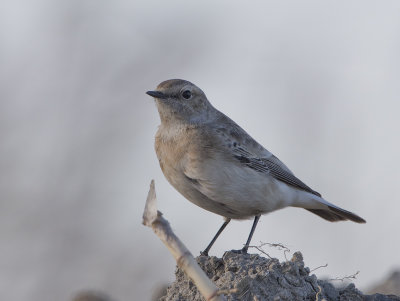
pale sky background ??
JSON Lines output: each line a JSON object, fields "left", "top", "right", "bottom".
{"left": 1, "top": 1, "right": 399, "bottom": 300}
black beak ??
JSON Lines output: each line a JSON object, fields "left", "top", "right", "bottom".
{"left": 146, "top": 90, "right": 168, "bottom": 99}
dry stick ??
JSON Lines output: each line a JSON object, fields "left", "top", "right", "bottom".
{"left": 261, "top": 242, "right": 290, "bottom": 261}
{"left": 248, "top": 242, "right": 290, "bottom": 261}
{"left": 315, "top": 285, "right": 323, "bottom": 301}
{"left": 247, "top": 245, "right": 272, "bottom": 259}
{"left": 330, "top": 271, "right": 360, "bottom": 282}
{"left": 142, "top": 180, "right": 227, "bottom": 301}
{"left": 310, "top": 263, "right": 328, "bottom": 273}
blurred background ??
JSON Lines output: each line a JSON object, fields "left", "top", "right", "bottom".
{"left": 1, "top": 0, "right": 399, "bottom": 300}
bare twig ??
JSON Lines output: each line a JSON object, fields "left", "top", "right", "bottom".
{"left": 330, "top": 271, "right": 360, "bottom": 282}
{"left": 247, "top": 245, "right": 272, "bottom": 259}
{"left": 249, "top": 242, "right": 291, "bottom": 261}
{"left": 142, "top": 180, "right": 227, "bottom": 301}
{"left": 310, "top": 263, "right": 328, "bottom": 273}
{"left": 315, "top": 285, "right": 323, "bottom": 301}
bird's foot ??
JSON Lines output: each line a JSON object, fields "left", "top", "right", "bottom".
{"left": 200, "top": 250, "right": 209, "bottom": 256}
{"left": 231, "top": 246, "right": 249, "bottom": 255}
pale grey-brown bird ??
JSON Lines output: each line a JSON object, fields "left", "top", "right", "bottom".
{"left": 146, "top": 79, "right": 366, "bottom": 255}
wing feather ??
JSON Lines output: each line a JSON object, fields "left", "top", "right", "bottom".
{"left": 233, "top": 147, "right": 321, "bottom": 197}
{"left": 206, "top": 113, "right": 321, "bottom": 197}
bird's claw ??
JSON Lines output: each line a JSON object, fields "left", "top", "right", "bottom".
{"left": 231, "top": 247, "right": 248, "bottom": 255}
{"left": 200, "top": 250, "right": 209, "bottom": 256}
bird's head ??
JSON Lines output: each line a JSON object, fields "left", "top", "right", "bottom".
{"left": 146, "top": 79, "right": 216, "bottom": 125}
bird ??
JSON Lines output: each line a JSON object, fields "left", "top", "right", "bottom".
{"left": 146, "top": 79, "right": 366, "bottom": 255}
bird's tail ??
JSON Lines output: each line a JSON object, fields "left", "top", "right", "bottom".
{"left": 306, "top": 204, "right": 366, "bottom": 223}
{"left": 293, "top": 193, "right": 366, "bottom": 223}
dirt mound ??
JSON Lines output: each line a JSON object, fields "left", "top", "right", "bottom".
{"left": 161, "top": 251, "right": 400, "bottom": 301}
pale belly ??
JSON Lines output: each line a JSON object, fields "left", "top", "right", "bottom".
{"left": 155, "top": 126, "right": 299, "bottom": 219}
{"left": 159, "top": 152, "right": 298, "bottom": 219}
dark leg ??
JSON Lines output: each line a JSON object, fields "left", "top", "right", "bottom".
{"left": 241, "top": 215, "right": 261, "bottom": 254}
{"left": 201, "top": 218, "right": 231, "bottom": 256}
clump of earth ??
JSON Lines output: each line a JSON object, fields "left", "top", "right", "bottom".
{"left": 160, "top": 251, "right": 400, "bottom": 301}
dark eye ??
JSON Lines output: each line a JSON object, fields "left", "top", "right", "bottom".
{"left": 182, "top": 90, "right": 192, "bottom": 99}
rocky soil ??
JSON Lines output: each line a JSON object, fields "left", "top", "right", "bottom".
{"left": 161, "top": 251, "right": 400, "bottom": 301}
